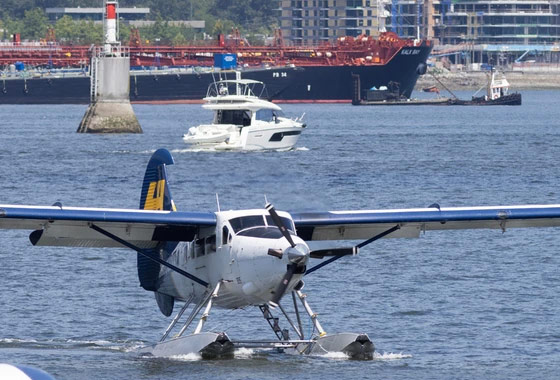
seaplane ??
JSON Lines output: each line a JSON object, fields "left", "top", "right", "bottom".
{"left": 1, "top": 149, "right": 560, "bottom": 360}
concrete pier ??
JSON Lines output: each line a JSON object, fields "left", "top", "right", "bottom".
{"left": 77, "top": 54, "right": 142, "bottom": 133}
{"left": 77, "top": 100, "right": 141, "bottom": 133}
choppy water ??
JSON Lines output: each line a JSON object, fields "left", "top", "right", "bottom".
{"left": 1, "top": 91, "right": 559, "bottom": 379}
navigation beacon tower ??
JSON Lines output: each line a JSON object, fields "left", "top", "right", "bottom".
{"left": 77, "top": 0, "right": 142, "bottom": 133}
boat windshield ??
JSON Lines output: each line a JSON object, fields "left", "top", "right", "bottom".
{"left": 229, "top": 215, "right": 295, "bottom": 238}
{"left": 216, "top": 110, "right": 251, "bottom": 126}
{"left": 255, "top": 109, "right": 285, "bottom": 122}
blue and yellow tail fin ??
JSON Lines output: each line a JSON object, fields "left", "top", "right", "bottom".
{"left": 139, "top": 149, "right": 176, "bottom": 212}
{"left": 138, "top": 149, "right": 177, "bottom": 304}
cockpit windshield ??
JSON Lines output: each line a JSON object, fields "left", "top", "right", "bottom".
{"left": 228, "top": 214, "right": 295, "bottom": 238}
{"left": 229, "top": 215, "right": 265, "bottom": 233}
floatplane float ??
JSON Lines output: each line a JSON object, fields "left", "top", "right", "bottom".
{"left": 1, "top": 149, "right": 559, "bottom": 359}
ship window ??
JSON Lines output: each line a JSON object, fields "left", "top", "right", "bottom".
{"left": 256, "top": 109, "right": 285, "bottom": 122}
{"left": 256, "top": 109, "right": 274, "bottom": 122}
{"left": 269, "top": 130, "right": 301, "bottom": 142}
{"left": 217, "top": 110, "right": 252, "bottom": 126}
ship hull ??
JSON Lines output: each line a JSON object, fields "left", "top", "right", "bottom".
{"left": 0, "top": 45, "right": 431, "bottom": 104}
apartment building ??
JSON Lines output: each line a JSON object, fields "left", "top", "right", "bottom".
{"left": 390, "top": 0, "right": 560, "bottom": 45}
{"left": 278, "top": 0, "right": 387, "bottom": 45}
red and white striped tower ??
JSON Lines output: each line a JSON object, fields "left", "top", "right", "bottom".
{"left": 78, "top": 0, "right": 140, "bottom": 133}
{"left": 104, "top": 1, "right": 119, "bottom": 54}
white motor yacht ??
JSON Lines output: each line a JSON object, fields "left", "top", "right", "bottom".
{"left": 183, "top": 74, "right": 306, "bottom": 151}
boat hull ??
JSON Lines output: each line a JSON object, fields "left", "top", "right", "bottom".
{"left": 185, "top": 124, "right": 303, "bottom": 151}
{"left": 0, "top": 45, "right": 431, "bottom": 104}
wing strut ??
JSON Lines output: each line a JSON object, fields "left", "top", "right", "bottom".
{"left": 88, "top": 223, "right": 209, "bottom": 288}
{"left": 305, "top": 224, "right": 401, "bottom": 275}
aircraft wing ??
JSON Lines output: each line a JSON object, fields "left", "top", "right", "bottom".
{"left": 0, "top": 204, "right": 217, "bottom": 248}
{"left": 291, "top": 205, "right": 560, "bottom": 241}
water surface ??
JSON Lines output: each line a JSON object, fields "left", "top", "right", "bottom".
{"left": 1, "top": 91, "right": 559, "bottom": 379}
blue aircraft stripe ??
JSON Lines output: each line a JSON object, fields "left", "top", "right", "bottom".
{"left": 0, "top": 206, "right": 217, "bottom": 226}
{"left": 291, "top": 206, "right": 560, "bottom": 226}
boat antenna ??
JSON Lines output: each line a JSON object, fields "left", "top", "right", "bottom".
{"left": 264, "top": 194, "right": 268, "bottom": 206}
{"left": 216, "top": 193, "right": 221, "bottom": 212}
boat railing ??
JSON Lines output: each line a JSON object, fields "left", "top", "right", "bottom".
{"left": 206, "top": 79, "right": 268, "bottom": 99}
{"left": 0, "top": 67, "right": 89, "bottom": 79}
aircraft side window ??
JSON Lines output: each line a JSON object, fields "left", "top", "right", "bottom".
{"left": 189, "top": 242, "right": 195, "bottom": 259}
{"left": 205, "top": 235, "right": 216, "bottom": 254}
{"left": 195, "top": 238, "right": 205, "bottom": 257}
{"left": 222, "top": 226, "right": 229, "bottom": 245}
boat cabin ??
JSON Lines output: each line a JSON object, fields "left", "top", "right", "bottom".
{"left": 487, "top": 71, "right": 510, "bottom": 100}
{"left": 213, "top": 107, "right": 285, "bottom": 127}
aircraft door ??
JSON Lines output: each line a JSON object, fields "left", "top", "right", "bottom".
{"left": 221, "top": 224, "right": 235, "bottom": 274}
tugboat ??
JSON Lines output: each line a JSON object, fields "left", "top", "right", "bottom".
{"left": 464, "top": 69, "right": 522, "bottom": 105}
{"left": 352, "top": 68, "right": 521, "bottom": 106}
{"left": 183, "top": 72, "right": 306, "bottom": 151}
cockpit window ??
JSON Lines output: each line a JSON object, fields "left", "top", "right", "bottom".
{"left": 265, "top": 215, "right": 295, "bottom": 233}
{"left": 237, "top": 227, "right": 285, "bottom": 239}
{"left": 229, "top": 215, "right": 266, "bottom": 233}
{"left": 229, "top": 215, "right": 295, "bottom": 235}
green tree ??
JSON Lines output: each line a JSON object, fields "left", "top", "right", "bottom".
{"left": 2, "top": 16, "right": 24, "bottom": 38}
{"left": 53, "top": 15, "right": 75, "bottom": 42}
{"left": 211, "top": 19, "right": 235, "bottom": 36}
{"left": 2, "top": 0, "right": 281, "bottom": 44}
{"left": 75, "top": 20, "right": 103, "bottom": 44}
{"left": 22, "top": 8, "right": 49, "bottom": 40}
{"left": 171, "top": 31, "right": 187, "bottom": 46}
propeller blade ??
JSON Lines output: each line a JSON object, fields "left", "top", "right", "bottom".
{"left": 269, "top": 264, "right": 296, "bottom": 308}
{"left": 265, "top": 203, "right": 296, "bottom": 248}
{"left": 268, "top": 248, "right": 283, "bottom": 259}
{"left": 309, "top": 247, "right": 358, "bottom": 259}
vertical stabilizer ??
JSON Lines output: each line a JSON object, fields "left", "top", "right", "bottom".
{"left": 140, "top": 149, "right": 176, "bottom": 212}
{"left": 138, "top": 149, "right": 176, "bottom": 295}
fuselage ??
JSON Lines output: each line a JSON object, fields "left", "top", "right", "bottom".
{"left": 157, "top": 209, "right": 307, "bottom": 309}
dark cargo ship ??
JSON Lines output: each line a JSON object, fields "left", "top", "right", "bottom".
{"left": 0, "top": 32, "right": 432, "bottom": 104}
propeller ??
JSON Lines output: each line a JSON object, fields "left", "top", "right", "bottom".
{"left": 266, "top": 203, "right": 356, "bottom": 260}
{"left": 265, "top": 203, "right": 362, "bottom": 307}
{"left": 265, "top": 203, "right": 308, "bottom": 307}
{"left": 266, "top": 203, "right": 296, "bottom": 248}
{"left": 269, "top": 264, "right": 297, "bottom": 308}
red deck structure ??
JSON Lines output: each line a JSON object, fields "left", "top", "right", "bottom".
{"left": 0, "top": 32, "right": 430, "bottom": 69}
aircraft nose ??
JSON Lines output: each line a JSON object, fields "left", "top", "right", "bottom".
{"left": 267, "top": 240, "right": 310, "bottom": 265}
{"left": 286, "top": 243, "right": 309, "bottom": 264}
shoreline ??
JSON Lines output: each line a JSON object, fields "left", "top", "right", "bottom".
{"left": 415, "top": 69, "right": 560, "bottom": 91}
